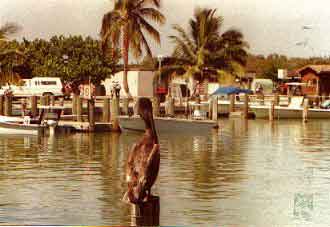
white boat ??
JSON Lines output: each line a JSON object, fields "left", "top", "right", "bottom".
{"left": 0, "top": 121, "right": 45, "bottom": 135}
{"left": 118, "top": 115, "right": 218, "bottom": 133}
{"left": 250, "top": 105, "right": 330, "bottom": 119}
{"left": 0, "top": 105, "right": 64, "bottom": 135}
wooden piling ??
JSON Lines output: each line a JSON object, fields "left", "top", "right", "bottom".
{"left": 168, "top": 97, "right": 174, "bottom": 116}
{"left": 72, "top": 94, "right": 78, "bottom": 116}
{"left": 0, "top": 95, "right": 3, "bottom": 115}
{"left": 88, "top": 98, "right": 95, "bottom": 131}
{"left": 269, "top": 101, "right": 275, "bottom": 121}
{"left": 40, "top": 96, "right": 47, "bottom": 106}
{"left": 212, "top": 96, "right": 218, "bottom": 121}
{"left": 243, "top": 94, "right": 249, "bottom": 119}
{"left": 30, "top": 96, "right": 38, "bottom": 117}
{"left": 111, "top": 97, "right": 120, "bottom": 132}
{"left": 76, "top": 96, "right": 83, "bottom": 122}
{"left": 130, "top": 196, "right": 160, "bottom": 227}
{"left": 133, "top": 98, "right": 139, "bottom": 115}
{"left": 260, "top": 93, "right": 265, "bottom": 105}
{"left": 50, "top": 95, "right": 55, "bottom": 106}
{"left": 152, "top": 96, "right": 160, "bottom": 117}
{"left": 274, "top": 93, "right": 280, "bottom": 106}
{"left": 122, "top": 97, "right": 129, "bottom": 115}
{"left": 303, "top": 98, "right": 309, "bottom": 123}
{"left": 103, "top": 98, "right": 110, "bottom": 122}
{"left": 4, "top": 96, "right": 12, "bottom": 116}
{"left": 229, "top": 94, "right": 235, "bottom": 112}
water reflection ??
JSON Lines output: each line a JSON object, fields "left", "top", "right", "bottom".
{"left": 1, "top": 120, "right": 330, "bottom": 225}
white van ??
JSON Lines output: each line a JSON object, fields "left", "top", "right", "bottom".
{"left": 0, "top": 77, "right": 63, "bottom": 96}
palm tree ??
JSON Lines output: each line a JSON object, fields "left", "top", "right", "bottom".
{"left": 100, "top": 0, "right": 165, "bottom": 97}
{"left": 0, "top": 22, "right": 23, "bottom": 86}
{"left": 167, "top": 7, "right": 249, "bottom": 86}
{"left": 0, "top": 22, "right": 21, "bottom": 43}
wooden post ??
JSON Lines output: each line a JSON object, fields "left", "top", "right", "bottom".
{"left": 50, "top": 95, "right": 55, "bottom": 106}
{"left": 0, "top": 95, "right": 4, "bottom": 115}
{"left": 111, "top": 97, "right": 120, "bottom": 132}
{"left": 130, "top": 196, "right": 160, "bottom": 227}
{"left": 4, "top": 96, "right": 12, "bottom": 116}
{"left": 168, "top": 97, "right": 174, "bottom": 116}
{"left": 212, "top": 96, "right": 218, "bottom": 121}
{"left": 88, "top": 98, "right": 95, "bottom": 131}
{"left": 30, "top": 96, "right": 38, "bottom": 117}
{"left": 122, "top": 97, "right": 129, "bottom": 115}
{"left": 274, "top": 93, "right": 280, "bottom": 106}
{"left": 103, "top": 98, "right": 110, "bottom": 122}
{"left": 45, "top": 95, "right": 50, "bottom": 106}
{"left": 243, "top": 94, "right": 249, "bottom": 119}
{"left": 269, "top": 101, "right": 275, "bottom": 121}
{"left": 152, "top": 96, "right": 160, "bottom": 117}
{"left": 76, "top": 96, "right": 83, "bottom": 122}
{"left": 72, "top": 94, "right": 78, "bottom": 116}
{"left": 40, "top": 96, "right": 46, "bottom": 106}
{"left": 229, "top": 94, "right": 235, "bottom": 112}
{"left": 303, "top": 98, "right": 309, "bottom": 123}
{"left": 133, "top": 98, "right": 139, "bottom": 115}
{"left": 260, "top": 93, "right": 265, "bottom": 105}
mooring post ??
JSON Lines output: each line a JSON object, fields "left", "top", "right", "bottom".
{"left": 274, "top": 93, "right": 280, "bottom": 106}
{"left": 229, "top": 94, "right": 235, "bottom": 113}
{"left": 168, "top": 97, "right": 174, "bottom": 117}
{"left": 40, "top": 96, "right": 46, "bottom": 106}
{"left": 0, "top": 95, "right": 4, "bottom": 115}
{"left": 133, "top": 98, "right": 139, "bottom": 116}
{"left": 130, "top": 196, "right": 160, "bottom": 227}
{"left": 111, "top": 97, "right": 120, "bottom": 132}
{"left": 152, "top": 96, "right": 160, "bottom": 117}
{"left": 122, "top": 97, "right": 129, "bottom": 115}
{"left": 260, "top": 93, "right": 265, "bottom": 105}
{"left": 76, "top": 96, "right": 83, "bottom": 122}
{"left": 50, "top": 95, "right": 55, "bottom": 106}
{"left": 45, "top": 95, "right": 50, "bottom": 106}
{"left": 72, "top": 94, "right": 78, "bottom": 117}
{"left": 269, "top": 100, "right": 275, "bottom": 121}
{"left": 30, "top": 96, "right": 38, "bottom": 117}
{"left": 88, "top": 98, "right": 95, "bottom": 132}
{"left": 212, "top": 96, "right": 218, "bottom": 121}
{"left": 103, "top": 98, "right": 110, "bottom": 122}
{"left": 303, "top": 98, "right": 309, "bottom": 123}
{"left": 243, "top": 94, "right": 249, "bottom": 119}
{"left": 4, "top": 95, "right": 12, "bottom": 116}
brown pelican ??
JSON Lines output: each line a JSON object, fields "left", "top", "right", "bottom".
{"left": 123, "top": 98, "right": 160, "bottom": 204}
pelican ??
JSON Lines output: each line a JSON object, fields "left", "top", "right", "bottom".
{"left": 123, "top": 98, "right": 160, "bottom": 204}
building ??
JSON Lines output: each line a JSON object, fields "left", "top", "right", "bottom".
{"left": 297, "top": 65, "right": 330, "bottom": 96}
{"left": 102, "top": 70, "right": 155, "bottom": 98}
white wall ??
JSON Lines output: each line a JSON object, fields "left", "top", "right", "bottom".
{"left": 103, "top": 71, "right": 155, "bottom": 97}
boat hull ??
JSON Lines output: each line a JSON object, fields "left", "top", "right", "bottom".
{"left": 0, "top": 122, "right": 45, "bottom": 135}
{"left": 118, "top": 116, "right": 217, "bottom": 133}
{"left": 251, "top": 106, "right": 330, "bottom": 119}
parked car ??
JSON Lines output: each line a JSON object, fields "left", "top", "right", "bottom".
{"left": 0, "top": 77, "right": 64, "bottom": 96}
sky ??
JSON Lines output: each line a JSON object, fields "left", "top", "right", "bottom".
{"left": 1, "top": 0, "right": 330, "bottom": 58}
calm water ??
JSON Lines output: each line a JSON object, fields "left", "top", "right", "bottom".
{"left": 1, "top": 119, "right": 330, "bottom": 226}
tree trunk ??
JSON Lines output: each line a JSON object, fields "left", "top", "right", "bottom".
{"left": 122, "top": 25, "right": 132, "bottom": 98}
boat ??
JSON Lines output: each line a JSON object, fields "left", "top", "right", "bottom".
{"left": 0, "top": 105, "right": 64, "bottom": 135}
{"left": 250, "top": 96, "right": 330, "bottom": 119}
{"left": 0, "top": 121, "right": 46, "bottom": 135}
{"left": 118, "top": 115, "right": 218, "bottom": 133}
{"left": 250, "top": 105, "right": 330, "bottom": 119}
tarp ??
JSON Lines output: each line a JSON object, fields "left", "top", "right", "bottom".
{"left": 211, "top": 86, "right": 253, "bottom": 95}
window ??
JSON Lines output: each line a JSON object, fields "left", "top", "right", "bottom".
{"left": 41, "top": 81, "right": 57, "bottom": 85}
